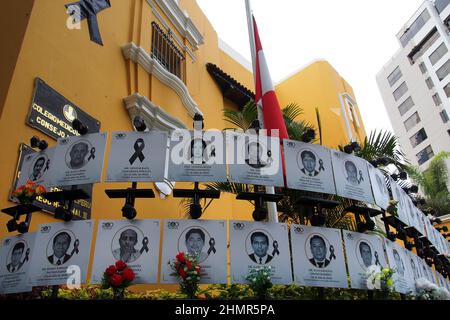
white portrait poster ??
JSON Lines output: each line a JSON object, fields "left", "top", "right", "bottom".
{"left": 168, "top": 130, "right": 227, "bottom": 182}
{"left": 0, "top": 233, "right": 36, "bottom": 294}
{"left": 404, "top": 197, "right": 421, "bottom": 233}
{"left": 330, "top": 150, "right": 375, "bottom": 204}
{"left": 161, "top": 219, "right": 227, "bottom": 284}
{"left": 343, "top": 230, "right": 388, "bottom": 290}
{"left": 417, "top": 256, "right": 437, "bottom": 284}
{"left": 384, "top": 239, "right": 413, "bottom": 294}
{"left": 389, "top": 178, "right": 410, "bottom": 226}
{"left": 106, "top": 131, "right": 168, "bottom": 182}
{"left": 16, "top": 147, "right": 55, "bottom": 190}
{"left": 290, "top": 225, "right": 348, "bottom": 288}
{"left": 91, "top": 220, "right": 161, "bottom": 284}
{"left": 367, "top": 163, "right": 390, "bottom": 210}
{"left": 283, "top": 140, "right": 336, "bottom": 195}
{"left": 226, "top": 131, "right": 284, "bottom": 187}
{"left": 49, "top": 132, "right": 107, "bottom": 187}
{"left": 28, "top": 220, "right": 94, "bottom": 286}
{"left": 230, "top": 221, "right": 292, "bottom": 284}
{"left": 436, "top": 272, "right": 449, "bottom": 290}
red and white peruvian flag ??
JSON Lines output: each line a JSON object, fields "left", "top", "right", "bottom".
{"left": 253, "top": 16, "right": 289, "bottom": 141}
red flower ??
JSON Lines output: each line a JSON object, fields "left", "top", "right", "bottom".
{"left": 109, "top": 273, "right": 124, "bottom": 287}
{"left": 35, "top": 185, "right": 46, "bottom": 194}
{"left": 105, "top": 265, "right": 117, "bottom": 276}
{"left": 176, "top": 252, "right": 186, "bottom": 264}
{"left": 122, "top": 268, "right": 135, "bottom": 282}
{"left": 115, "top": 260, "right": 127, "bottom": 271}
{"left": 195, "top": 265, "right": 201, "bottom": 272}
{"left": 186, "top": 261, "right": 192, "bottom": 270}
{"left": 179, "top": 268, "right": 187, "bottom": 279}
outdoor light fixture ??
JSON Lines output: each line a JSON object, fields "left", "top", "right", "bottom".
{"left": 403, "top": 185, "right": 419, "bottom": 194}
{"left": 133, "top": 116, "right": 147, "bottom": 132}
{"left": 437, "top": 226, "right": 449, "bottom": 232}
{"left": 310, "top": 210, "right": 327, "bottom": 227}
{"left": 193, "top": 113, "right": 204, "bottom": 130}
{"left": 390, "top": 172, "right": 407, "bottom": 181}
{"left": 343, "top": 141, "right": 360, "bottom": 154}
{"left": 30, "top": 136, "right": 49, "bottom": 151}
{"left": 17, "top": 221, "right": 29, "bottom": 234}
{"left": 190, "top": 203, "right": 203, "bottom": 220}
{"left": 6, "top": 218, "right": 18, "bottom": 232}
{"left": 122, "top": 203, "right": 137, "bottom": 220}
{"left": 72, "top": 118, "right": 89, "bottom": 135}
{"left": 301, "top": 128, "right": 316, "bottom": 143}
{"left": 54, "top": 206, "right": 73, "bottom": 222}
{"left": 369, "top": 157, "right": 390, "bottom": 168}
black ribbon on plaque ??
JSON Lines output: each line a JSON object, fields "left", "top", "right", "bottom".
{"left": 329, "top": 245, "right": 336, "bottom": 261}
{"left": 22, "top": 248, "right": 30, "bottom": 264}
{"left": 129, "top": 138, "right": 146, "bottom": 165}
{"left": 318, "top": 159, "right": 325, "bottom": 172}
{"left": 272, "top": 240, "right": 280, "bottom": 256}
{"left": 374, "top": 251, "right": 380, "bottom": 266}
{"left": 88, "top": 147, "right": 96, "bottom": 161}
{"left": 70, "top": 239, "right": 80, "bottom": 257}
{"left": 44, "top": 159, "right": 50, "bottom": 172}
{"left": 358, "top": 170, "right": 364, "bottom": 183}
{"left": 140, "top": 237, "right": 149, "bottom": 254}
{"left": 65, "top": 0, "right": 111, "bottom": 46}
{"left": 207, "top": 238, "right": 216, "bottom": 255}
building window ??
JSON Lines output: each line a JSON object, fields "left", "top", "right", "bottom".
{"left": 432, "top": 93, "right": 442, "bottom": 106}
{"left": 435, "top": 0, "right": 450, "bottom": 14}
{"left": 387, "top": 67, "right": 403, "bottom": 87}
{"left": 404, "top": 112, "right": 421, "bottom": 131}
{"left": 440, "top": 110, "right": 450, "bottom": 123}
{"left": 409, "top": 128, "right": 428, "bottom": 148}
{"left": 425, "top": 77, "right": 434, "bottom": 89}
{"left": 444, "top": 82, "right": 450, "bottom": 97}
{"left": 408, "top": 28, "right": 440, "bottom": 64}
{"left": 436, "top": 59, "right": 450, "bottom": 81}
{"left": 416, "top": 145, "right": 434, "bottom": 165}
{"left": 398, "top": 96, "right": 415, "bottom": 116}
{"left": 393, "top": 82, "right": 408, "bottom": 101}
{"left": 400, "top": 9, "right": 431, "bottom": 47}
{"left": 429, "top": 43, "right": 448, "bottom": 66}
{"left": 151, "top": 22, "right": 185, "bottom": 82}
{"left": 419, "top": 62, "right": 428, "bottom": 74}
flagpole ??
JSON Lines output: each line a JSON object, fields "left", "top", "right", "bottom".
{"left": 245, "top": 0, "right": 279, "bottom": 223}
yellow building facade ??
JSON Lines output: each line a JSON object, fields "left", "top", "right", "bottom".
{"left": 0, "top": 0, "right": 367, "bottom": 291}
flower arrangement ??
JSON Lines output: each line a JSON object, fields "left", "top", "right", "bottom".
{"left": 245, "top": 266, "right": 273, "bottom": 299}
{"left": 169, "top": 252, "right": 201, "bottom": 298}
{"left": 12, "top": 180, "right": 46, "bottom": 204}
{"left": 365, "top": 265, "right": 395, "bottom": 293}
{"left": 101, "top": 260, "right": 135, "bottom": 299}
{"left": 415, "top": 278, "right": 450, "bottom": 300}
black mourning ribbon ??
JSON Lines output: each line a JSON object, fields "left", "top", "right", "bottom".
{"left": 318, "top": 159, "right": 325, "bottom": 172}
{"left": 272, "top": 240, "right": 280, "bottom": 256}
{"left": 329, "top": 245, "right": 336, "bottom": 261}
{"left": 44, "top": 159, "right": 50, "bottom": 172}
{"left": 210, "top": 146, "right": 216, "bottom": 158}
{"left": 65, "top": 0, "right": 111, "bottom": 46}
{"left": 374, "top": 251, "right": 380, "bottom": 266}
{"left": 70, "top": 239, "right": 80, "bottom": 257}
{"left": 140, "top": 237, "right": 149, "bottom": 254}
{"left": 88, "top": 147, "right": 96, "bottom": 161}
{"left": 129, "top": 138, "right": 146, "bottom": 165}
{"left": 22, "top": 248, "right": 30, "bottom": 264}
{"left": 358, "top": 170, "right": 364, "bottom": 183}
{"left": 207, "top": 238, "right": 216, "bottom": 255}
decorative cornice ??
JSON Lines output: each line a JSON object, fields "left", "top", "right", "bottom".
{"left": 122, "top": 42, "right": 202, "bottom": 117}
{"left": 148, "top": 0, "right": 204, "bottom": 50}
{"left": 123, "top": 93, "right": 188, "bottom": 130}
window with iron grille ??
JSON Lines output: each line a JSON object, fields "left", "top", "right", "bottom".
{"left": 393, "top": 82, "right": 408, "bottom": 101}
{"left": 416, "top": 145, "right": 434, "bottom": 165}
{"left": 404, "top": 112, "right": 421, "bottom": 131}
{"left": 432, "top": 93, "right": 442, "bottom": 106}
{"left": 440, "top": 110, "right": 449, "bottom": 123}
{"left": 409, "top": 128, "right": 428, "bottom": 148}
{"left": 151, "top": 22, "right": 185, "bottom": 82}
{"left": 398, "top": 96, "right": 415, "bottom": 116}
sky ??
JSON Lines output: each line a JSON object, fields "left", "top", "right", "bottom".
{"left": 196, "top": 0, "right": 425, "bottom": 135}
